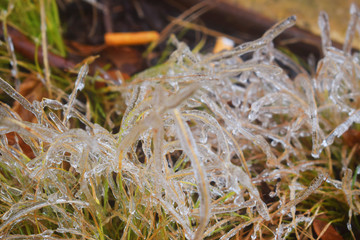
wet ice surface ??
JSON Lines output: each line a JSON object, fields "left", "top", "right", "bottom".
{"left": 0, "top": 6, "right": 360, "bottom": 240}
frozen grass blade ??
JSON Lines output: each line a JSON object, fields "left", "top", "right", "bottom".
{"left": 173, "top": 109, "right": 210, "bottom": 240}
{"left": 277, "top": 173, "right": 328, "bottom": 216}
{"left": 0, "top": 200, "right": 88, "bottom": 233}
{"left": 262, "top": 15, "right": 296, "bottom": 40}
{"left": 40, "top": 0, "right": 52, "bottom": 97}
{"left": 0, "top": 77, "right": 34, "bottom": 114}
{"left": 322, "top": 109, "right": 360, "bottom": 149}
{"left": 203, "top": 16, "right": 295, "bottom": 63}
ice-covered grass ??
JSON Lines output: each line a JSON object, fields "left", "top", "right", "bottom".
{"left": 1, "top": 3, "right": 360, "bottom": 240}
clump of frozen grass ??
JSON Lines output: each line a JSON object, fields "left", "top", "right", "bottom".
{"left": 1, "top": 4, "right": 360, "bottom": 240}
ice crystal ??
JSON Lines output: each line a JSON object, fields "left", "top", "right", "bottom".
{"left": 0, "top": 5, "right": 360, "bottom": 240}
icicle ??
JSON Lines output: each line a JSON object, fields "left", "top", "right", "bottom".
{"left": 251, "top": 222, "right": 260, "bottom": 240}
{"left": 63, "top": 64, "right": 89, "bottom": 125}
{"left": 298, "top": 75, "right": 322, "bottom": 158}
{"left": 6, "top": 35, "right": 20, "bottom": 89}
{"left": 262, "top": 15, "right": 296, "bottom": 40}
{"left": 318, "top": 11, "right": 332, "bottom": 54}
{"left": 343, "top": 3, "right": 360, "bottom": 54}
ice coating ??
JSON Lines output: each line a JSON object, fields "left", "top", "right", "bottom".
{"left": 0, "top": 199, "right": 88, "bottom": 232}
{"left": 0, "top": 77, "right": 35, "bottom": 114}
{"left": 0, "top": 6, "right": 359, "bottom": 240}
{"left": 6, "top": 36, "right": 19, "bottom": 89}
{"left": 63, "top": 64, "right": 89, "bottom": 125}
{"left": 318, "top": 11, "right": 332, "bottom": 54}
{"left": 343, "top": 3, "right": 360, "bottom": 54}
{"left": 173, "top": 109, "right": 210, "bottom": 240}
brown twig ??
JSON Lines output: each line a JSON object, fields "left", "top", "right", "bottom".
{"left": 0, "top": 23, "right": 75, "bottom": 70}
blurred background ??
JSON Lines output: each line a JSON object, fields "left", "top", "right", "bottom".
{"left": 227, "top": 0, "right": 360, "bottom": 45}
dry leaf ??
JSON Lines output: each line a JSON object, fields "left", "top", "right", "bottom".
{"left": 96, "top": 46, "right": 144, "bottom": 75}
{"left": 343, "top": 129, "right": 360, "bottom": 148}
{"left": 67, "top": 40, "right": 107, "bottom": 56}
{"left": 6, "top": 132, "right": 35, "bottom": 159}
{"left": 12, "top": 76, "right": 47, "bottom": 123}
{"left": 313, "top": 215, "right": 343, "bottom": 240}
